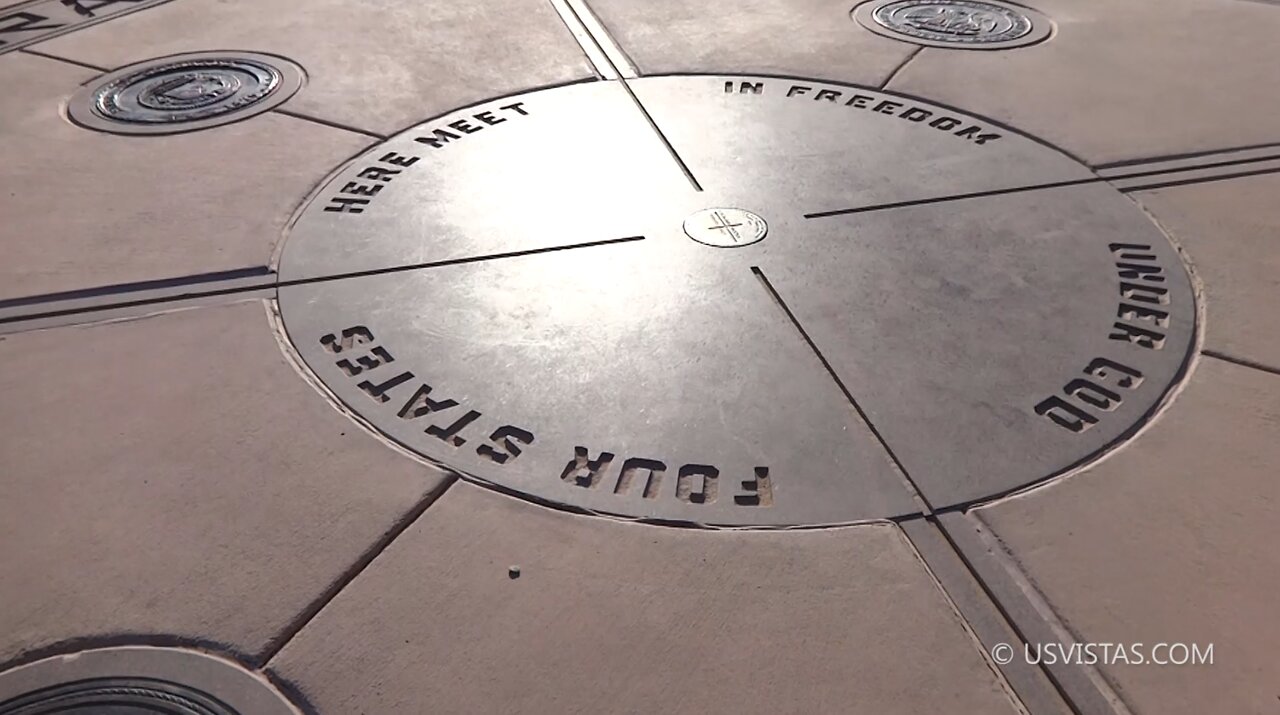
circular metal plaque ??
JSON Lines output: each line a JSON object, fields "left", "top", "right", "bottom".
{"left": 276, "top": 75, "right": 1195, "bottom": 527}
{"left": 683, "top": 208, "right": 768, "bottom": 247}
{"left": 67, "top": 51, "right": 304, "bottom": 135}
{"left": 0, "top": 678, "right": 238, "bottom": 714}
{"left": 0, "top": 647, "right": 296, "bottom": 715}
{"left": 853, "top": 0, "right": 1052, "bottom": 49}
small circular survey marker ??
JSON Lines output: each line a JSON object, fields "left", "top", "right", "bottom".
{"left": 683, "top": 208, "right": 768, "bottom": 247}
{"left": 68, "top": 51, "right": 304, "bottom": 135}
{"left": 0, "top": 647, "right": 297, "bottom": 714}
{"left": 853, "top": 0, "right": 1051, "bottom": 49}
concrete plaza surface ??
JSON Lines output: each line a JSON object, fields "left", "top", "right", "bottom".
{"left": 0, "top": 0, "right": 1278, "bottom": 713}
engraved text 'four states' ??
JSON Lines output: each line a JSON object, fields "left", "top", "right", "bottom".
{"left": 319, "top": 326, "right": 534, "bottom": 465}
{"left": 561, "top": 448, "right": 775, "bottom": 507}
{"left": 318, "top": 327, "right": 776, "bottom": 509}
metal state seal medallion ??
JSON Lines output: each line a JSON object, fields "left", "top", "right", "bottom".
{"left": 0, "top": 677, "right": 240, "bottom": 714}
{"left": 67, "top": 51, "right": 304, "bottom": 135}
{"left": 853, "top": 0, "right": 1052, "bottom": 49}
{"left": 0, "top": 648, "right": 297, "bottom": 715}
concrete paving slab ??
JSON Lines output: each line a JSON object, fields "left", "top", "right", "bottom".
{"left": 974, "top": 356, "right": 1280, "bottom": 715}
{"left": 590, "top": 0, "right": 916, "bottom": 88}
{"left": 0, "top": 646, "right": 299, "bottom": 715}
{"left": 0, "top": 301, "right": 445, "bottom": 665}
{"left": 900, "top": 518, "right": 1072, "bottom": 715}
{"left": 1132, "top": 172, "right": 1280, "bottom": 369}
{"left": 888, "top": 0, "right": 1280, "bottom": 164}
{"left": 269, "top": 482, "right": 1020, "bottom": 714}
{"left": 0, "top": 51, "right": 371, "bottom": 301}
{"left": 33, "top": 0, "right": 596, "bottom": 136}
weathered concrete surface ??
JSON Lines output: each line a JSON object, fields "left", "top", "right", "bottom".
{"left": 976, "top": 357, "right": 1280, "bottom": 715}
{"left": 890, "top": 0, "right": 1280, "bottom": 164}
{"left": 591, "top": 0, "right": 916, "bottom": 87}
{"left": 33, "top": 0, "right": 596, "bottom": 136}
{"left": 1134, "top": 172, "right": 1280, "bottom": 369}
{"left": 0, "top": 52, "right": 370, "bottom": 300}
{"left": 0, "top": 302, "right": 446, "bottom": 665}
{"left": 269, "top": 482, "right": 1020, "bottom": 714}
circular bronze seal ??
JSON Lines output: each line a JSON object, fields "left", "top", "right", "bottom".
{"left": 68, "top": 51, "right": 304, "bottom": 135}
{"left": 0, "top": 648, "right": 296, "bottom": 715}
{"left": 853, "top": 0, "right": 1052, "bottom": 49}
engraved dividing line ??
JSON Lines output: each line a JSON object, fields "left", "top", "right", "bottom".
{"left": 548, "top": 0, "right": 702, "bottom": 191}
{"left": 1100, "top": 146, "right": 1280, "bottom": 185}
{"left": 806, "top": 149, "right": 1280, "bottom": 219}
{"left": 751, "top": 265, "right": 933, "bottom": 514}
{"left": 1092, "top": 141, "right": 1280, "bottom": 171}
{"left": 1109, "top": 163, "right": 1280, "bottom": 194}
{"left": 618, "top": 79, "right": 706, "bottom": 192}
{"left": 804, "top": 177, "right": 1099, "bottom": 219}
{"left": 0, "top": 236, "right": 646, "bottom": 325}
{"left": 256, "top": 236, "right": 643, "bottom": 289}
{"left": 0, "top": 265, "right": 271, "bottom": 310}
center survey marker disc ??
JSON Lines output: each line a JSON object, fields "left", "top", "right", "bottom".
{"left": 277, "top": 75, "right": 1194, "bottom": 527}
